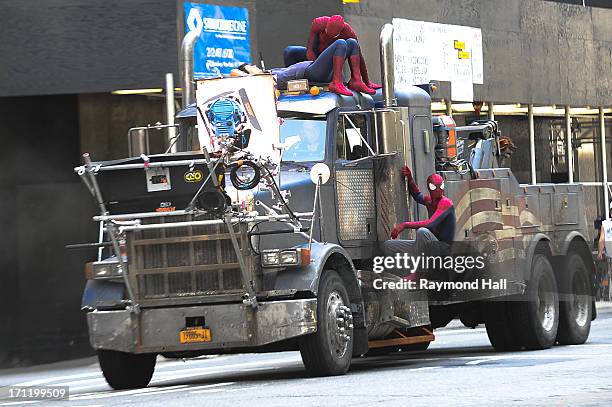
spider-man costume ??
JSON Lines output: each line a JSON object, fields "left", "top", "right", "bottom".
{"left": 283, "top": 15, "right": 381, "bottom": 96}
{"left": 390, "top": 167, "right": 456, "bottom": 242}
{"left": 308, "top": 15, "right": 381, "bottom": 95}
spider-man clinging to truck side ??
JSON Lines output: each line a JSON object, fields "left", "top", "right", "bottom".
{"left": 392, "top": 166, "right": 456, "bottom": 242}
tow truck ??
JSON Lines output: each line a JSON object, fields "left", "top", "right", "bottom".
{"left": 75, "top": 24, "right": 596, "bottom": 389}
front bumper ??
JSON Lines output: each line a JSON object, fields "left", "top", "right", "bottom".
{"left": 87, "top": 299, "right": 317, "bottom": 353}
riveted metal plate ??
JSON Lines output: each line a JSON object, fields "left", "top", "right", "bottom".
{"left": 336, "top": 169, "right": 375, "bottom": 241}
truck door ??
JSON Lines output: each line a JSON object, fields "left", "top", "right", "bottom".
{"left": 334, "top": 112, "right": 377, "bottom": 255}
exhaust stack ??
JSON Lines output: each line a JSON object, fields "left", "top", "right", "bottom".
{"left": 379, "top": 24, "right": 396, "bottom": 107}
{"left": 181, "top": 30, "right": 199, "bottom": 108}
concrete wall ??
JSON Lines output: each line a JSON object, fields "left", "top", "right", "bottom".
{"left": 0, "top": 0, "right": 341, "bottom": 98}
{"left": 344, "top": 0, "right": 612, "bottom": 107}
{"left": 0, "top": 0, "right": 180, "bottom": 97}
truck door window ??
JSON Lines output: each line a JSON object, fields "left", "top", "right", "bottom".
{"left": 337, "top": 114, "right": 371, "bottom": 161}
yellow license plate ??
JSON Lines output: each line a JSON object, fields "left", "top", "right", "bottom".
{"left": 179, "top": 327, "right": 212, "bottom": 344}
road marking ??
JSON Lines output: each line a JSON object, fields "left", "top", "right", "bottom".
{"left": 466, "top": 357, "right": 503, "bottom": 365}
{"left": 70, "top": 382, "right": 237, "bottom": 401}
{"left": 69, "top": 385, "right": 187, "bottom": 401}
{"left": 16, "top": 372, "right": 104, "bottom": 387}
{"left": 189, "top": 382, "right": 236, "bottom": 394}
{"left": 410, "top": 366, "right": 440, "bottom": 371}
{"left": 0, "top": 402, "right": 40, "bottom": 406}
{"left": 436, "top": 328, "right": 486, "bottom": 335}
{"left": 40, "top": 355, "right": 300, "bottom": 392}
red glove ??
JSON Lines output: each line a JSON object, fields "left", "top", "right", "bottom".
{"left": 401, "top": 166, "right": 412, "bottom": 179}
{"left": 306, "top": 49, "right": 316, "bottom": 62}
{"left": 390, "top": 223, "right": 405, "bottom": 239}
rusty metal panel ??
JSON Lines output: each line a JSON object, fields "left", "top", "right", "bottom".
{"left": 554, "top": 193, "right": 579, "bottom": 225}
{"left": 469, "top": 178, "right": 503, "bottom": 234}
{"left": 521, "top": 195, "right": 542, "bottom": 228}
{"left": 87, "top": 299, "right": 317, "bottom": 353}
{"left": 336, "top": 169, "right": 376, "bottom": 241}
{"left": 374, "top": 153, "right": 409, "bottom": 241}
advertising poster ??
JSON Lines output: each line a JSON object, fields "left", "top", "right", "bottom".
{"left": 184, "top": 2, "right": 251, "bottom": 78}
{"left": 195, "top": 74, "right": 279, "bottom": 161}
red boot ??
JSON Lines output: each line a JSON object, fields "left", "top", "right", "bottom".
{"left": 348, "top": 55, "right": 375, "bottom": 95}
{"left": 348, "top": 79, "right": 375, "bottom": 94}
{"left": 348, "top": 54, "right": 376, "bottom": 95}
{"left": 329, "top": 81, "right": 353, "bottom": 96}
{"left": 329, "top": 56, "right": 353, "bottom": 97}
{"left": 357, "top": 56, "right": 382, "bottom": 90}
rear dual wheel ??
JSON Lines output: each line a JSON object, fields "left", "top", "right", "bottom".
{"left": 485, "top": 253, "right": 559, "bottom": 351}
{"left": 557, "top": 252, "right": 592, "bottom": 345}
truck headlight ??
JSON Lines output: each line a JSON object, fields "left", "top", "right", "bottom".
{"left": 280, "top": 250, "right": 299, "bottom": 265}
{"left": 262, "top": 250, "right": 280, "bottom": 266}
{"left": 85, "top": 259, "right": 124, "bottom": 279}
{"left": 261, "top": 248, "right": 310, "bottom": 268}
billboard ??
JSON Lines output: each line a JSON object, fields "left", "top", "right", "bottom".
{"left": 393, "top": 19, "right": 483, "bottom": 102}
{"left": 184, "top": 2, "right": 251, "bottom": 78}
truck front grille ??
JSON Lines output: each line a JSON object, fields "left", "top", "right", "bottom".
{"left": 127, "top": 215, "right": 250, "bottom": 301}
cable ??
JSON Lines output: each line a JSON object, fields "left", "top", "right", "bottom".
{"left": 248, "top": 220, "right": 266, "bottom": 255}
{"left": 229, "top": 160, "right": 261, "bottom": 190}
{"left": 263, "top": 165, "right": 297, "bottom": 221}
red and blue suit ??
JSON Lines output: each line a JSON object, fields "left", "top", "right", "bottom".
{"left": 284, "top": 15, "right": 381, "bottom": 97}
{"left": 391, "top": 167, "right": 456, "bottom": 243}
{"left": 307, "top": 15, "right": 381, "bottom": 95}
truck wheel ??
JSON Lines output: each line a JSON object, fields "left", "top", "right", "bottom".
{"left": 557, "top": 252, "right": 592, "bottom": 345}
{"left": 299, "top": 270, "right": 353, "bottom": 376}
{"left": 484, "top": 300, "right": 522, "bottom": 351}
{"left": 516, "top": 254, "right": 559, "bottom": 350}
{"left": 97, "top": 350, "right": 156, "bottom": 389}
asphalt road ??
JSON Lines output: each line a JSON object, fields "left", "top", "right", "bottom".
{"left": 2, "top": 305, "right": 612, "bottom": 407}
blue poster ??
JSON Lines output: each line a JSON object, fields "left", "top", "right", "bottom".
{"left": 184, "top": 2, "right": 251, "bottom": 78}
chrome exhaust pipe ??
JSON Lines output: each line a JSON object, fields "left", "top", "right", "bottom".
{"left": 379, "top": 24, "right": 396, "bottom": 107}
{"left": 181, "top": 30, "right": 199, "bottom": 108}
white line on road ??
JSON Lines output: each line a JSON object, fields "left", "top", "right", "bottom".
{"left": 0, "top": 401, "right": 40, "bottom": 406}
{"left": 410, "top": 366, "right": 440, "bottom": 371}
{"left": 189, "top": 382, "right": 238, "bottom": 394}
{"left": 69, "top": 384, "right": 187, "bottom": 401}
{"left": 70, "top": 382, "right": 237, "bottom": 401}
{"left": 45, "top": 355, "right": 300, "bottom": 392}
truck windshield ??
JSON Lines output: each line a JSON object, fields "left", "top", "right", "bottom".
{"left": 280, "top": 117, "right": 327, "bottom": 162}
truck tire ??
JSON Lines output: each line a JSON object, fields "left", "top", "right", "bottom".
{"left": 515, "top": 254, "right": 559, "bottom": 350}
{"left": 484, "top": 300, "right": 522, "bottom": 351}
{"left": 97, "top": 350, "right": 156, "bottom": 390}
{"left": 556, "top": 252, "right": 592, "bottom": 345}
{"left": 299, "top": 270, "right": 353, "bottom": 376}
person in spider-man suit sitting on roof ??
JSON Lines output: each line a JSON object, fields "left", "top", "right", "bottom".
{"left": 383, "top": 166, "right": 456, "bottom": 259}
{"left": 283, "top": 15, "right": 381, "bottom": 96}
